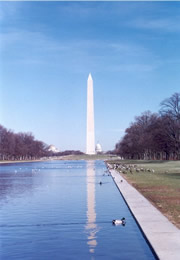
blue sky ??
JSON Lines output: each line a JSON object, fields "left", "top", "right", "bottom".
{"left": 1, "top": 1, "right": 180, "bottom": 152}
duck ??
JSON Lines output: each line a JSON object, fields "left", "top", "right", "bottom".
{"left": 112, "top": 217, "right": 126, "bottom": 226}
{"left": 99, "top": 181, "right": 102, "bottom": 185}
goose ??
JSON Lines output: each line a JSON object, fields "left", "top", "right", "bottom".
{"left": 112, "top": 218, "right": 126, "bottom": 226}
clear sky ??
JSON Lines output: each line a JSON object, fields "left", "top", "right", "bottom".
{"left": 0, "top": 1, "right": 180, "bottom": 152}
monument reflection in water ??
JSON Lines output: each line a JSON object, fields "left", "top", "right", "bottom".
{"left": 85, "top": 161, "right": 99, "bottom": 254}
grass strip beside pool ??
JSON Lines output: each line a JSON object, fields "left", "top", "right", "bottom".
{"left": 107, "top": 160, "right": 180, "bottom": 229}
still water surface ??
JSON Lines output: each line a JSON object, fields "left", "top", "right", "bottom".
{"left": 0, "top": 160, "right": 156, "bottom": 259}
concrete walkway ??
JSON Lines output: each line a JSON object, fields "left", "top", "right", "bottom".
{"left": 109, "top": 168, "right": 180, "bottom": 260}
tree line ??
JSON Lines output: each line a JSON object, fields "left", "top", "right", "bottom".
{"left": 0, "top": 125, "right": 49, "bottom": 160}
{"left": 115, "top": 92, "right": 180, "bottom": 160}
{"left": 0, "top": 125, "right": 85, "bottom": 161}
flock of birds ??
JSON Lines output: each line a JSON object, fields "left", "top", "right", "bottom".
{"left": 111, "top": 163, "right": 155, "bottom": 175}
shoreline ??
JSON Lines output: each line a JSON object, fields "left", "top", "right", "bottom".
{"left": 0, "top": 155, "right": 117, "bottom": 165}
{"left": 0, "top": 159, "right": 51, "bottom": 164}
{"left": 0, "top": 156, "right": 77, "bottom": 164}
{"left": 108, "top": 166, "right": 180, "bottom": 260}
{"left": 106, "top": 159, "right": 180, "bottom": 229}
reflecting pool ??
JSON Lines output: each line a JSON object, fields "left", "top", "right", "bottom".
{"left": 0, "top": 160, "right": 157, "bottom": 259}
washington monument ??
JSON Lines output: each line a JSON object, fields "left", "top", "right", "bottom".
{"left": 86, "top": 74, "right": 95, "bottom": 154}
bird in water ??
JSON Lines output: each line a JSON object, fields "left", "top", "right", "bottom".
{"left": 99, "top": 181, "right": 102, "bottom": 185}
{"left": 112, "top": 217, "right": 126, "bottom": 226}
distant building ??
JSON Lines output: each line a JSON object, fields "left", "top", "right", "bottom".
{"left": 95, "top": 143, "right": 102, "bottom": 154}
{"left": 48, "top": 145, "right": 60, "bottom": 153}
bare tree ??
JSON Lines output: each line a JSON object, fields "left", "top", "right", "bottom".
{"left": 160, "top": 92, "right": 180, "bottom": 120}
{"left": 0, "top": 125, "right": 49, "bottom": 161}
{"left": 160, "top": 93, "right": 180, "bottom": 159}
{"left": 115, "top": 93, "right": 180, "bottom": 160}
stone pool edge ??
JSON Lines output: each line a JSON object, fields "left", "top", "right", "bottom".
{"left": 108, "top": 166, "right": 180, "bottom": 260}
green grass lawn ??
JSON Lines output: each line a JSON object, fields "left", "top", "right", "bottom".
{"left": 107, "top": 160, "right": 180, "bottom": 229}
{"left": 54, "top": 154, "right": 118, "bottom": 161}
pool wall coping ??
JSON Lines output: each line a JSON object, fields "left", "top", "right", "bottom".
{"left": 108, "top": 166, "right": 180, "bottom": 260}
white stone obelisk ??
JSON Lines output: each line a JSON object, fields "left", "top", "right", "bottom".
{"left": 86, "top": 73, "right": 95, "bottom": 154}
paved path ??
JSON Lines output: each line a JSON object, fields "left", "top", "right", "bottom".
{"left": 109, "top": 167, "right": 180, "bottom": 260}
